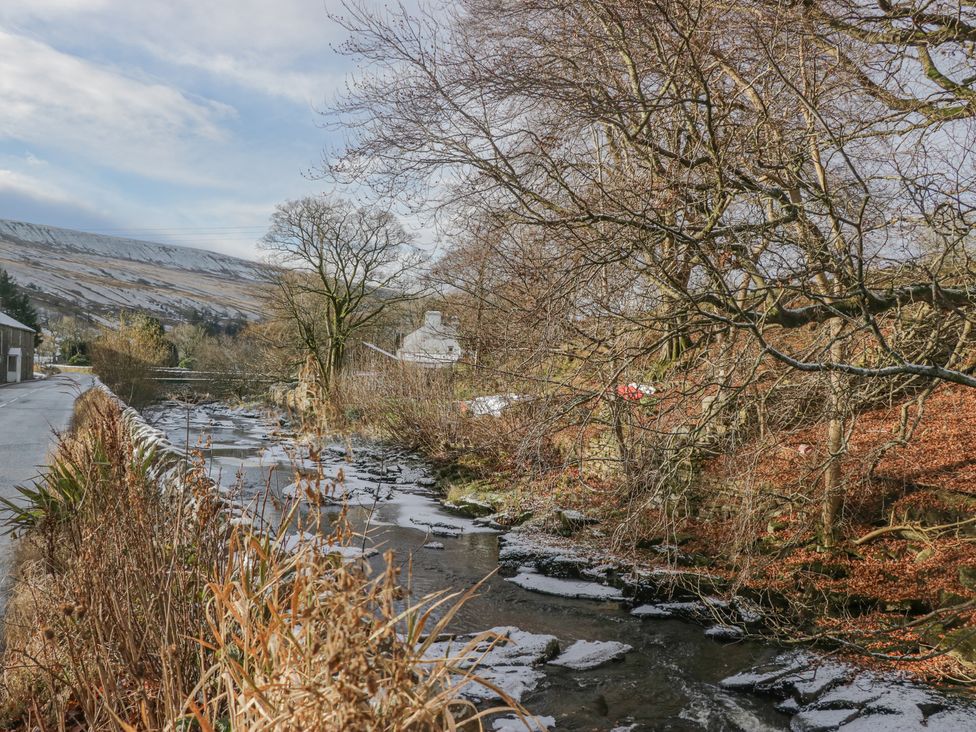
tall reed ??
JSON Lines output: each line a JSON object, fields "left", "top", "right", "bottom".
{"left": 0, "top": 389, "right": 527, "bottom": 730}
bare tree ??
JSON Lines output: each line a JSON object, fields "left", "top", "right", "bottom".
{"left": 327, "top": 0, "right": 976, "bottom": 543}
{"left": 261, "top": 196, "right": 427, "bottom": 393}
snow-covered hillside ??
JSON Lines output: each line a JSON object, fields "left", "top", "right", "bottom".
{"left": 0, "top": 219, "right": 272, "bottom": 322}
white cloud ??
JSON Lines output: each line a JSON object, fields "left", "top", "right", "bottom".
{"left": 0, "top": 167, "right": 104, "bottom": 216}
{"left": 24, "top": 151, "right": 47, "bottom": 167}
{"left": 0, "top": 0, "right": 346, "bottom": 104}
{"left": 0, "top": 29, "right": 236, "bottom": 186}
{"left": 146, "top": 46, "right": 339, "bottom": 106}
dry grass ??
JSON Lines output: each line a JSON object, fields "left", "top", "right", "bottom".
{"left": 333, "top": 363, "right": 554, "bottom": 478}
{"left": 0, "top": 389, "right": 527, "bottom": 731}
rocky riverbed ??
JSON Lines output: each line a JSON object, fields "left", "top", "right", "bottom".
{"left": 145, "top": 400, "right": 976, "bottom": 731}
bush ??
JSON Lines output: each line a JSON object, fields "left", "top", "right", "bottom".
{"left": 90, "top": 313, "right": 172, "bottom": 407}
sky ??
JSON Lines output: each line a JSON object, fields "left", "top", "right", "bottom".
{"left": 0, "top": 1, "right": 361, "bottom": 260}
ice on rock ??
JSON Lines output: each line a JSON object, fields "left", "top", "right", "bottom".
{"left": 422, "top": 626, "right": 559, "bottom": 703}
{"left": 505, "top": 570, "right": 624, "bottom": 601}
{"left": 631, "top": 604, "right": 674, "bottom": 618}
{"left": 276, "top": 532, "right": 376, "bottom": 561}
{"left": 630, "top": 601, "right": 706, "bottom": 620}
{"left": 721, "top": 650, "right": 976, "bottom": 730}
{"left": 410, "top": 517, "right": 464, "bottom": 538}
{"left": 703, "top": 624, "right": 745, "bottom": 641}
{"left": 790, "top": 708, "right": 861, "bottom": 731}
{"left": 548, "top": 640, "right": 632, "bottom": 670}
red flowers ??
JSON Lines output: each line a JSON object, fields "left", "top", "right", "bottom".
{"left": 615, "top": 383, "right": 655, "bottom": 402}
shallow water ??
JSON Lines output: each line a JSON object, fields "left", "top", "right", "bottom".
{"left": 145, "top": 400, "right": 793, "bottom": 731}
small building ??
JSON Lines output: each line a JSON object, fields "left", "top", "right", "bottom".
{"left": 0, "top": 310, "right": 35, "bottom": 384}
{"left": 396, "top": 311, "right": 461, "bottom": 367}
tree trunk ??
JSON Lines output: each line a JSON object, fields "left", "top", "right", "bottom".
{"left": 821, "top": 317, "right": 845, "bottom": 546}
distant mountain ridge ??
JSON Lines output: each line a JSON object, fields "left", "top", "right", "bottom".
{"left": 0, "top": 219, "right": 272, "bottom": 324}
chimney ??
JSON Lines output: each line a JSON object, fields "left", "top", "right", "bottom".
{"left": 424, "top": 311, "right": 442, "bottom": 328}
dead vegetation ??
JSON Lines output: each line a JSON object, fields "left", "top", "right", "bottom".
{"left": 0, "top": 389, "right": 524, "bottom": 730}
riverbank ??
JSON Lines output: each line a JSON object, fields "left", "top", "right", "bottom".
{"left": 0, "top": 389, "right": 521, "bottom": 730}
{"left": 436, "top": 463, "right": 976, "bottom": 685}
{"left": 313, "top": 371, "right": 976, "bottom": 688}
{"left": 147, "top": 397, "right": 976, "bottom": 730}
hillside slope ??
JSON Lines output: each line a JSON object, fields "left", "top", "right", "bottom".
{"left": 0, "top": 219, "right": 272, "bottom": 323}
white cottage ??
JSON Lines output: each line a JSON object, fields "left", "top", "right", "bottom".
{"left": 397, "top": 311, "right": 461, "bottom": 367}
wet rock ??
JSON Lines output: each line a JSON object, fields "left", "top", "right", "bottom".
{"left": 449, "top": 496, "right": 496, "bottom": 518}
{"left": 505, "top": 569, "right": 624, "bottom": 601}
{"left": 626, "top": 566, "right": 726, "bottom": 600}
{"left": 491, "top": 714, "right": 556, "bottom": 731}
{"left": 498, "top": 533, "right": 590, "bottom": 577}
{"left": 776, "top": 698, "right": 801, "bottom": 715}
{"left": 630, "top": 604, "right": 674, "bottom": 619}
{"left": 703, "top": 624, "right": 745, "bottom": 641}
{"left": 790, "top": 707, "right": 860, "bottom": 731}
{"left": 548, "top": 640, "right": 632, "bottom": 670}
{"left": 474, "top": 514, "right": 510, "bottom": 531}
{"left": 629, "top": 600, "right": 713, "bottom": 621}
{"left": 721, "top": 650, "right": 976, "bottom": 730}
{"left": 410, "top": 517, "right": 464, "bottom": 538}
{"left": 580, "top": 563, "right": 623, "bottom": 583}
{"left": 556, "top": 508, "right": 598, "bottom": 536}
{"left": 732, "top": 595, "right": 764, "bottom": 624}
{"left": 423, "top": 626, "right": 559, "bottom": 703}
{"left": 276, "top": 532, "right": 377, "bottom": 562}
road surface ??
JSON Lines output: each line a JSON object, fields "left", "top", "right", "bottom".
{"left": 0, "top": 373, "right": 95, "bottom": 581}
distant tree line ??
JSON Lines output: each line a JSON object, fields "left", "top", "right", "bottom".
{"left": 0, "top": 267, "right": 41, "bottom": 346}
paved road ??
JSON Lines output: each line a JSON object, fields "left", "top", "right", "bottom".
{"left": 0, "top": 373, "right": 95, "bottom": 579}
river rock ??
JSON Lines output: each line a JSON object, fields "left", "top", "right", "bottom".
{"left": 491, "top": 714, "right": 556, "bottom": 731}
{"left": 410, "top": 517, "right": 464, "bottom": 538}
{"left": 448, "top": 496, "right": 496, "bottom": 518}
{"left": 556, "top": 508, "right": 598, "bottom": 535}
{"left": 630, "top": 601, "right": 708, "bottom": 620}
{"left": 422, "top": 626, "right": 559, "bottom": 703}
{"left": 721, "top": 650, "right": 976, "bottom": 730}
{"left": 505, "top": 569, "right": 624, "bottom": 601}
{"left": 276, "top": 532, "right": 377, "bottom": 562}
{"left": 703, "top": 624, "right": 745, "bottom": 641}
{"left": 631, "top": 604, "right": 674, "bottom": 618}
{"left": 548, "top": 640, "right": 633, "bottom": 670}
{"left": 498, "top": 533, "right": 592, "bottom": 577}
{"left": 732, "top": 595, "right": 764, "bottom": 624}
{"left": 422, "top": 541, "right": 445, "bottom": 550}
{"left": 720, "top": 652, "right": 851, "bottom": 701}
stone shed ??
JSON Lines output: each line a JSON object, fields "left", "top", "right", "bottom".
{"left": 0, "top": 310, "right": 35, "bottom": 384}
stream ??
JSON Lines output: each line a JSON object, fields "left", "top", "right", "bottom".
{"left": 144, "top": 400, "right": 976, "bottom": 732}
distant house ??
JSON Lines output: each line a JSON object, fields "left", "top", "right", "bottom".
{"left": 0, "top": 310, "right": 35, "bottom": 384}
{"left": 396, "top": 311, "right": 461, "bottom": 367}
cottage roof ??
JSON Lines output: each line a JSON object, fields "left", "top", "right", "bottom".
{"left": 0, "top": 310, "right": 34, "bottom": 332}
